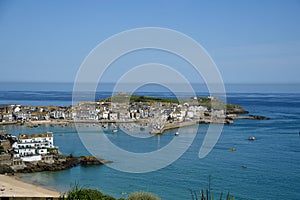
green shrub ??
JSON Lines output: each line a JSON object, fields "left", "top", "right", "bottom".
{"left": 60, "top": 183, "right": 160, "bottom": 200}
{"left": 190, "top": 176, "right": 235, "bottom": 200}
{"left": 127, "top": 191, "right": 161, "bottom": 200}
{"left": 60, "top": 183, "right": 117, "bottom": 200}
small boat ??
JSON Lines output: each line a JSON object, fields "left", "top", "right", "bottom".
{"left": 112, "top": 129, "right": 118, "bottom": 133}
{"left": 248, "top": 136, "right": 256, "bottom": 141}
{"left": 175, "top": 132, "right": 179, "bottom": 136}
{"left": 229, "top": 147, "right": 236, "bottom": 151}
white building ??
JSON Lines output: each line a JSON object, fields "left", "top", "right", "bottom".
{"left": 109, "top": 112, "right": 118, "bottom": 120}
{"left": 98, "top": 110, "right": 109, "bottom": 119}
{"left": 14, "top": 106, "right": 21, "bottom": 113}
{"left": 12, "top": 132, "right": 55, "bottom": 162}
{"left": 188, "top": 106, "right": 208, "bottom": 118}
{"left": 21, "top": 155, "right": 42, "bottom": 162}
{"left": 187, "top": 111, "right": 194, "bottom": 118}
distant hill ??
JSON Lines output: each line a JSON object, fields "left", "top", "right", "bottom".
{"left": 98, "top": 93, "right": 248, "bottom": 114}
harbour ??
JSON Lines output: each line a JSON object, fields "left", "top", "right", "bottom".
{"left": 0, "top": 90, "right": 299, "bottom": 199}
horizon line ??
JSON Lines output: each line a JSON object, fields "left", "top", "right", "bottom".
{"left": 0, "top": 81, "right": 300, "bottom": 85}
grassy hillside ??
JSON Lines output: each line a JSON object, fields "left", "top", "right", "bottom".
{"left": 99, "top": 93, "right": 247, "bottom": 113}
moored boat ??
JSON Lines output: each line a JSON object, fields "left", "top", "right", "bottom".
{"left": 248, "top": 136, "right": 255, "bottom": 141}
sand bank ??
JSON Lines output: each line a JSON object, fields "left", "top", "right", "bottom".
{"left": 0, "top": 174, "right": 60, "bottom": 198}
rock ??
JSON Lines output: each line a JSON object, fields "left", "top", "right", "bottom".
{"left": 11, "top": 155, "right": 112, "bottom": 173}
{"left": 0, "top": 164, "right": 14, "bottom": 174}
{"left": 226, "top": 104, "right": 249, "bottom": 114}
{"left": 249, "top": 115, "right": 270, "bottom": 120}
{"left": 80, "top": 156, "right": 112, "bottom": 165}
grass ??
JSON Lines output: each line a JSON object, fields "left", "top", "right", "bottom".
{"left": 190, "top": 176, "right": 235, "bottom": 200}
{"left": 190, "top": 189, "right": 234, "bottom": 200}
{"left": 101, "top": 93, "right": 179, "bottom": 104}
{"left": 60, "top": 183, "right": 160, "bottom": 200}
{"left": 59, "top": 183, "right": 123, "bottom": 200}
{"left": 61, "top": 178, "right": 235, "bottom": 200}
{"left": 100, "top": 93, "right": 226, "bottom": 109}
{"left": 127, "top": 192, "right": 161, "bottom": 200}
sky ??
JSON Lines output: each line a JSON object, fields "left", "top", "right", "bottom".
{"left": 0, "top": 0, "right": 300, "bottom": 84}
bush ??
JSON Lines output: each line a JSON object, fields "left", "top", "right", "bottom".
{"left": 60, "top": 183, "right": 117, "bottom": 200}
{"left": 190, "top": 176, "right": 235, "bottom": 200}
{"left": 60, "top": 183, "right": 159, "bottom": 200}
{"left": 127, "top": 192, "right": 161, "bottom": 200}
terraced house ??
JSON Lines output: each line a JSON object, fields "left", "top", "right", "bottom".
{"left": 12, "top": 132, "right": 56, "bottom": 163}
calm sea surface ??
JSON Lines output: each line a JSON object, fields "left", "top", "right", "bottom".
{"left": 0, "top": 83, "right": 299, "bottom": 199}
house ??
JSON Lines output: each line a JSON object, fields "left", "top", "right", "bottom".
{"left": 187, "top": 111, "right": 194, "bottom": 118}
{"left": 50, "top": 110, "right": 66, "bottom": 119}
{"left": 188, "top": 106, "right": 207, "bottom": 118}
{"left": 15, "top": 112, "right": 31, "bottom": 121}
{"left": 13, "top": 106, "right": 21, "bottom": 113}
{"left": 73, "top": 102, "right": 100, "bottom": 121}
{"left": 12, "top": 132, "right": 56, "bottom": 163}
{"left": 118, "top": 110, "right": 130, "bottom": 121}
{"left": 211, "top": 110, "right": 225, "bottom": 118}
{"left": 98, "top": 110, "right": 109, "bottom": 119}
{"left": 109, "top": 112, "right": 118, "bottom": 120}
{"left": 2, "top": 113, "right": 13, "bottom": 122}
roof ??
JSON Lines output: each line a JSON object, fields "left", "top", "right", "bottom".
{"left": 18, "top": 132, "right": 53, "bottom": 140}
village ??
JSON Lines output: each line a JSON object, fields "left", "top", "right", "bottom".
{"left": 0, "top": 94, "right": 266, "bottom": 175}
{"left": 0, "top": 94, "right": 245, "bottom": 130}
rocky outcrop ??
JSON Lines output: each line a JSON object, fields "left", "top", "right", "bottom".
{"left": 0, "top": 156, "right": 111, "bottom": 174}
{"left": 80, "top": 156, "right": 112, "bottom": 165}
{"left": 0, "top": 164, "right": 14, "bottom": 174}
{"left": 230, "top": 115, "right": 270, "bottom": 120}
{"left": 249, "top": 115, "right": 270, "bottom": 120}
{"left": 226, "top": 104, "right": 249, "bottom": 114}
{"left": 16, "top": 157, "right": 80, "bottom": 173}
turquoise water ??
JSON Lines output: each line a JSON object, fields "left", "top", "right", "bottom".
{"left": 0, "top": 84, "right": 300, "bottom": 199}
{"left": 1, "top": 96, "right": 299, "bottom": 199}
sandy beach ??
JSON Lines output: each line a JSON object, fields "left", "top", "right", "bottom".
{"left": 0, "top": 174, "right": 60, "bottom": 197}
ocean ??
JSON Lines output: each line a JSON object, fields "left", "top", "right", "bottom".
{"left": 0, "top": 83, "right": 299, "bottom": 199}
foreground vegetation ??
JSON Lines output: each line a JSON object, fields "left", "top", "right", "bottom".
{"left": 190, "top": 189, "right": 234, "bottom": 200}
{"left": 127, "top": 192, "right": 160, "bottom": 200}
{"left": 59, "top": 184, "right": 118, "bottom": 200}
{"left": 190, "top": 176, "right": 235, "bottom": 200}
{"left": 59, "top": 183, "right": 160, "bottom": 200}
{"left": 60, "top": 181, "right": 234, "bottom": 200}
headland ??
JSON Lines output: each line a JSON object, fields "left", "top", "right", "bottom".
{"left": 0, "top": 93, "right": 269, "bottom": 135}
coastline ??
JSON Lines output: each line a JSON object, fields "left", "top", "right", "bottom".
{"left": 149, "top": 118, "right": 234, "bottom": 134}
{"left": 0, "top": 174, "right": 60, "bottom": 198}
{"left": 0, "top": 113, "right": 268, "bottom": 135}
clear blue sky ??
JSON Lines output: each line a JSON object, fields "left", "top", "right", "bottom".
{"left": 0, "top": 0, "right": 300, "bottom": 83}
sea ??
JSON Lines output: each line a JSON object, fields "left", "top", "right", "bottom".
{"left": 0, "top": 82, "right": 299, "bottom": 200}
